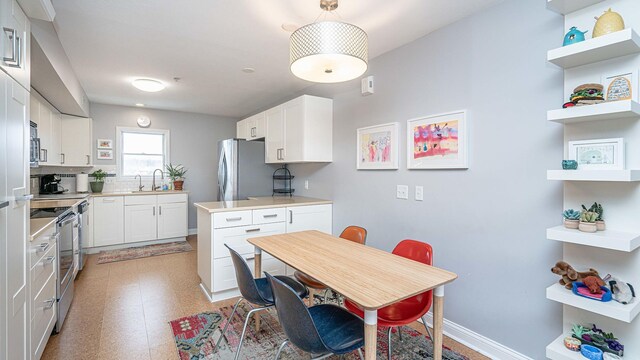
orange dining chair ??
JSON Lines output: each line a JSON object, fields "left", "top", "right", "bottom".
{"left": 294, "top": 225, "right": 367, "bottom": 305}
{"left": 344, "top": 239, "right": 434, "bottom": 360}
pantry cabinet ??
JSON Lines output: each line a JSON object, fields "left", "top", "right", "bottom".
{"left": 0, "top": 0, "right": 30, "bottom": 90}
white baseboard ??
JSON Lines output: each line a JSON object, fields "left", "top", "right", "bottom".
{"left": 188, "top": 227, "right": 197, "bottom": 235}
{"left": 420, "top": 313, "right": 532, "bottom": 360}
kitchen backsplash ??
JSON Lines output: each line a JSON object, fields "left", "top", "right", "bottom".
{"left": 30, "top": 165, "right": 176, "bottom": 194}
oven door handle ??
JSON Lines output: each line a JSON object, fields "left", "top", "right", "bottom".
{"left": 0, "top": 201, "right": 8, "bottom": 209}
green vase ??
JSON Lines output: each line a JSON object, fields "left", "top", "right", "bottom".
{"left": 90, "top": 182, "right": 104, "bottom": 193}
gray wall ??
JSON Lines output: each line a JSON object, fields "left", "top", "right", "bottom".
{"left": 90, "top": 103, "right": 237, "bottom": 228}
{"left": 289, "top": 0, "right": 565, "bottom": 357}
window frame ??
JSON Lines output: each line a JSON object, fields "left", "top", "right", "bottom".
{"left": 116, "top": 127, "right": 171, "bottom": 180}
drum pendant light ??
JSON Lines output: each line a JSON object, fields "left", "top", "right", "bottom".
{"left": 290, "top": 0, "right": 368, "bottom": 83}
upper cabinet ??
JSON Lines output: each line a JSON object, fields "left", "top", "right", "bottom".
{"left": 60, "top": 115, "right": 93, "bottom": 166}
{"left": 0, "top": 0, "right": 30, "bottom": 90}
{"left": 236, "top": 95, "right": 333, "bottom": 164}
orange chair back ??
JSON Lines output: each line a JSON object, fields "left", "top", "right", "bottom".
{"left": 339, "top": 226, "right": 367, "bottom": 245}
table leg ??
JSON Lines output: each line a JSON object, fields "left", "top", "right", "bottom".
{"left": 433, "top": 285, "right": 444, "bottom": 360}
{"left": 254, "top": 247, "right": 262, "bottom": 332}
{"left": 364, "top": 309, "right": 377, "bottom": 360}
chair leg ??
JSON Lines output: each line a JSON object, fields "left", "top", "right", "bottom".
{"left": 234, "top": 307, "right": 265, "bottom": 360}
{"left": 323, "top": 288, "right": 330, "bottom": 303}
{"left": 398, "top": 327, "right": 403, "bottom": 341}
{"left": 387, "top": 327, "right": 393, "bottom": 360}
{"left": 357, "top": 348, "right": 365, "bottom": 360}
{"left": 274, "top": 339, "right": 289, "bottom": 360}
{"left": 307, "top": 288, "right": 315, "bottom": 306}
{"left": 215, "top": 297, "right": 243, "bottom": 350}
{"left": 421, "top": 315, "right": 434, "bottom": 341}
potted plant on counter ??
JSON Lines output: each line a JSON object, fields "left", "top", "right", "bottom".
{"left": 89, "top": 169, "right": 107, "bottom": 193}
{"left": 563, "top": 209, "right": 581, "bottom": 229}
{"left": 579, "top": 211, "right": 598, "bottom": 233}
{"left": 166, "top": 163, "right": 187, "bottom": 191}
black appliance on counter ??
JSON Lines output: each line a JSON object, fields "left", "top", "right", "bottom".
{"left": 40, "top": 174, "right": 66, "bottom": 194}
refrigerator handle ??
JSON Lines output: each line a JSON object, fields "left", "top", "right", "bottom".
{"left": 220, "top": 152, "right": 228, "bottom": 198}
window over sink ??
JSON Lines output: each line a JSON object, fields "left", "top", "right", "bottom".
{"left": 116, "top": 127, "right": 170, "bottom": 177}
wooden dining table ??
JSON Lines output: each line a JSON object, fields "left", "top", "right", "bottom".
{"left": 248, "top": 230, "right": 458, "bottom": 360}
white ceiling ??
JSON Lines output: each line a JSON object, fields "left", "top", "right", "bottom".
{"left": 51, "top": 0, "right": 502, "bottom": 118}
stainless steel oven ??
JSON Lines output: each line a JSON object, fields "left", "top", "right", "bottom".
{"left": 55, "top": 210, "right": 77, "bottom": 332}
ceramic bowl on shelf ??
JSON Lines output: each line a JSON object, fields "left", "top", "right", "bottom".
{"left": 581, "top": 344, "right": 603, "bottom": 360}
{"left": 563, "top": 336, "right": 581, "bottom": 351}
{"left": 562, "top": 160, "right": 578, "bottom": 170}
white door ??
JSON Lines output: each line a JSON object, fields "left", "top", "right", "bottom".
{"left": 51, "top": 112, "right": 61, "bottom": 165}
{"left": 157, "top": 202, "right": 187, "bottom": 239}
{"left": 282, "top": 97, "right": 305, "bottom": 162}
{"left": 0, "top": 65, "right": 8, "bottom": 360}
{"left": 236, "top": 119, "right": 248, "bottom": 140}
{"left": 93, "top": 197, "right": 124, "bottom": 246}
{"left": 246, "top": 112, "right": 265, "bottom": 140}
{"left": 2, "top": 71, "right": 29, "bottom": 360}
{"left": 60, "top": 116, "right": 92, "bottom": 166}
{"left": 265, "top": 105, "right": 284, "bottom": 163}
{"left": 85, "top": 199, "right": 94, "bottom": 248}
{"left": 124, "top": 204, "right": 157, "bottom": 243}
{"left": 0, "top": 0, "right": 30, "bottom": 89}
{"left": 37, "top": 102, "right": 52, "bottom": 164}
{"left": 286, "top": 204, "right": 333, "bottom": 234}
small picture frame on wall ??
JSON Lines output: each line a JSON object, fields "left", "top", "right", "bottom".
{"left": 97, "top": 150, "right": 113, "bottom": 160}
{"left": 601, "top": 70, "right": 638, "bottom": 102}
{"left": 97, "top": 139, "right": 113, "bottom": 149}
{"left": 356, "top": 122, "right": 399, "bottom": 170}
{"left": 407, "top": 110, "right": 468, "bottom": 169}
{"left": 568, "top": 138, "right": 624, "bottom": 170}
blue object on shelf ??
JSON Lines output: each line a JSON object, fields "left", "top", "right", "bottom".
{"left": 562, "top": 160, "right": 578, "bottom": 170}
{"left": 572, "top": 282, "right": 612, "bottom": 302}
{"left": 563, "top": 27, "right": 588, "bottom": 46}
{"left": 581, "top": 344, "right": 604, "bottom": 360}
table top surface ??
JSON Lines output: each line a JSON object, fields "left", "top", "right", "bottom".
{"left": 249, "top": 230, "right": 458, "bottom": 310}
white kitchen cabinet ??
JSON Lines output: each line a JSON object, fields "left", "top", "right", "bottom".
{"left": 157, "top": 200, "right": 188, "bottom": 239}
{"left": 265, "top": 95, "right": 333, "bottom": 164}
{"left": 85, "top": 198, "right": 93, "bottom": 248}
{"left": 124, "top": 204, "right": 157, "bottom": 243}
{"left": 286, "top": 204, "right": 332, "bottom": 234}
{"left": 33, "top": 93, "right": 61, "bottom": 166}
{"left": 93, "top": 196, "right": 124, "bottom": 247}
{"left": 51, "top": 112, "right": 61, "bottom": 164}
{"left": 236, "top": 119, "right": 248, "bottom": 140}
{"left": 246, "top": 112, "right": 265, "bottom": 141}
{"left": 0, "top": 0, "right": 30, "bottom": 90}
{"left": 60, "top": 115, "right": 92, "bottom": 166}
{"left": 0, "top": 69, "right": 29, "bottom": 360}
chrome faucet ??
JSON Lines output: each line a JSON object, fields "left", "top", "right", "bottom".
{"left": 135, "top": 175, "right": 144, "bottom": 192}
{"left": 152, "top": 169, "right": 164, "bottom": 191}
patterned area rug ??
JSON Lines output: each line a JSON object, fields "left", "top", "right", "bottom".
{"left": 96, "top": 241, "right": 192, "bottom": 264}
{"left": 170, "top": 302, "right": 469, "bottom": 360}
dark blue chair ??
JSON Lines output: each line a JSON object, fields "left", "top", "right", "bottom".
{"left": 266, "top": 272, "right": 365, "bottom": 360}
{"left": 215, "top": 244, "right": 308, "bottom": 360}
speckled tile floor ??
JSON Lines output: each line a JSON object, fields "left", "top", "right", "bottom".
{"left": 41, "top": 235, "right": 489, "bottom": 360}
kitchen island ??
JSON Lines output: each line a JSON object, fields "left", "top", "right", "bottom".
{"left": 194, "top": 196, "right": 332, "bottom": 301}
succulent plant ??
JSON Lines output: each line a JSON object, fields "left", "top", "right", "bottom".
{"left": 582, "top": 202, "right": 604, "bottom": 221}
{"left": 580, "top": 211, "right": 598, "bottom": 223}
{"left": 563, "top": 209, "right": 581, "bottom": 220}
{"left": 572, "top": 324, "right": 590, "bottom": 338}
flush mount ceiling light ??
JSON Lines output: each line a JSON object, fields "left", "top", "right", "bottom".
{"left": 135, "top": 103, "right": 145, "bottom": 107}
{"left": 132, "top": 78, "right": 166, "bottom": 92}
{"left": 290, "top": 0, "right": 368, "bottom": 83}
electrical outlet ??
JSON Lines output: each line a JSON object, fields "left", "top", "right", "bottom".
{"left": 415, "top": 186, "right": 424, "bottom": 201}
{"left": 304, "top": 180, "right": 309, "bottom": 190}
{"left": 396, "top": 185, "right": 409, "bottom": 199}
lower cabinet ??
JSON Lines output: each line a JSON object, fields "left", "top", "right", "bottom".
{"left": 93, "top": 196, "right": 124, "bottom": 247}
{"left": 124, "top": 204, "right": 157, "bottom": 243}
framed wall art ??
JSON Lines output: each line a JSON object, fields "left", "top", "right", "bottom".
{"left": 356, "top": 122, "right": 399, "bottom": 170}
{"left": 407, "top": 110, "right": 468, "bottom": 169}
{"left": 97, "top": 139, "right": 113, "bottom": 149}
{"left": 601, "top": 70, "right": 638, "bottom": 102}
{"left": 568, "top": 138, "right": 624, "bottom": 170}
{"left": 97, "top": 149, "right": 114, "bottom": 160}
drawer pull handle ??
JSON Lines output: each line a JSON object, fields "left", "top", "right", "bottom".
{"left": 245, "top": 228, "right": 261, "bottom": 233}
{"left": 50, "top": 233, "right": 60, "bottom": 241}
{"left": 41, "top": 256, "right": 56, "bottom": 266}
{"left": 226, "top": 217, "right": 242, "bottom": 221}
{"left": 35, "top": 242, "right": 50, "bottom": 253}
{"left": 263, "top": 214, "right": 278, "bottom": 218}
{"left": 245, "top": 256, "right": 255, "bottom": 261}
{"left": 43, "top": 298, "right": 55, "bottom": 310}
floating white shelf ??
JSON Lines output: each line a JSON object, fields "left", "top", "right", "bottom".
{"left": 548, "top": 100, "right": 640, "bottom": 124}
{"left": 546, "top": 0, "right": 604, "bottom": 15}
{"left": 547, "top": 29, "right": 640, "bottom": 68}
{"left": 547, "top": 170, "right": 640, "bottom": 182}
{"left": 546, "top": 334, "right": 584, "bottom": 360}
{"left": 546, "top": 283, "right": 640, "bottom": 323}
{"left": 547, "top": 226, "right": 640, "bottom": 252}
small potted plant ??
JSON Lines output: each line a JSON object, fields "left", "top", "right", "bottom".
{"left": 579, "top": 211, "right": 598, "bottom": 233}
{"left": 165, "top": 163, "right": 187, "bottom": 191}
{"left": 89, "top": 169, "right": 106, "bottom": 193}
{"left": 582, "top": 202, "right": 605, "bottom": 231}
{"left": 563, "top": 209, "right": 581, "bottom": 229}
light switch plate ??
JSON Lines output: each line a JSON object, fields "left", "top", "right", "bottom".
{"left": 415, "top": 186, "right": 424, "bottom": 201}
{"left": 396, "top": 185, "right": 409, "bottom": 199}
{"left": 304, "top": 180, "right": 309, "bottom": 190}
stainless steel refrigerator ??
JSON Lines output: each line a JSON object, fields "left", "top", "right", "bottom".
{"left": 217, "top": 139, "right": 274, "bottom": 201}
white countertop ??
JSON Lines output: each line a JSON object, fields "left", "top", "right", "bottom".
{"left": 90, "top": 190, "right": 188, "bottom": 197}
{"left": 194, "top": 196, "right": 332, "bottom": 213}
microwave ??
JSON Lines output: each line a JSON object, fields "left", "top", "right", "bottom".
{"left": 30, "top": 121, "right": 40, "bottom": 167}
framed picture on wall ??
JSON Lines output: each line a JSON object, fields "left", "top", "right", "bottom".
{"left": 97, "top": 150, "right": 113, "bottom": 160}
{"left": 356, "top": 122, "right": 399, "bottom": 170}
{"left": 407, "top": 110, "right": 468, "bottom": 169}
{"left": 568, "top": 138, "right": 624, "bottom": 170}
{"left": 97, "top": 139, "right": 113, "bottom": 149}
{"left": 601, "top": 70, "right": 638, "bottom": 102}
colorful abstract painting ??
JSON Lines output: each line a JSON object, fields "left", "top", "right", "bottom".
{"left": 407, "top": 111, "right": 468, "bottom": 169}
{"left": 357, "top": 123, "right": 399, "bottom": 170}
